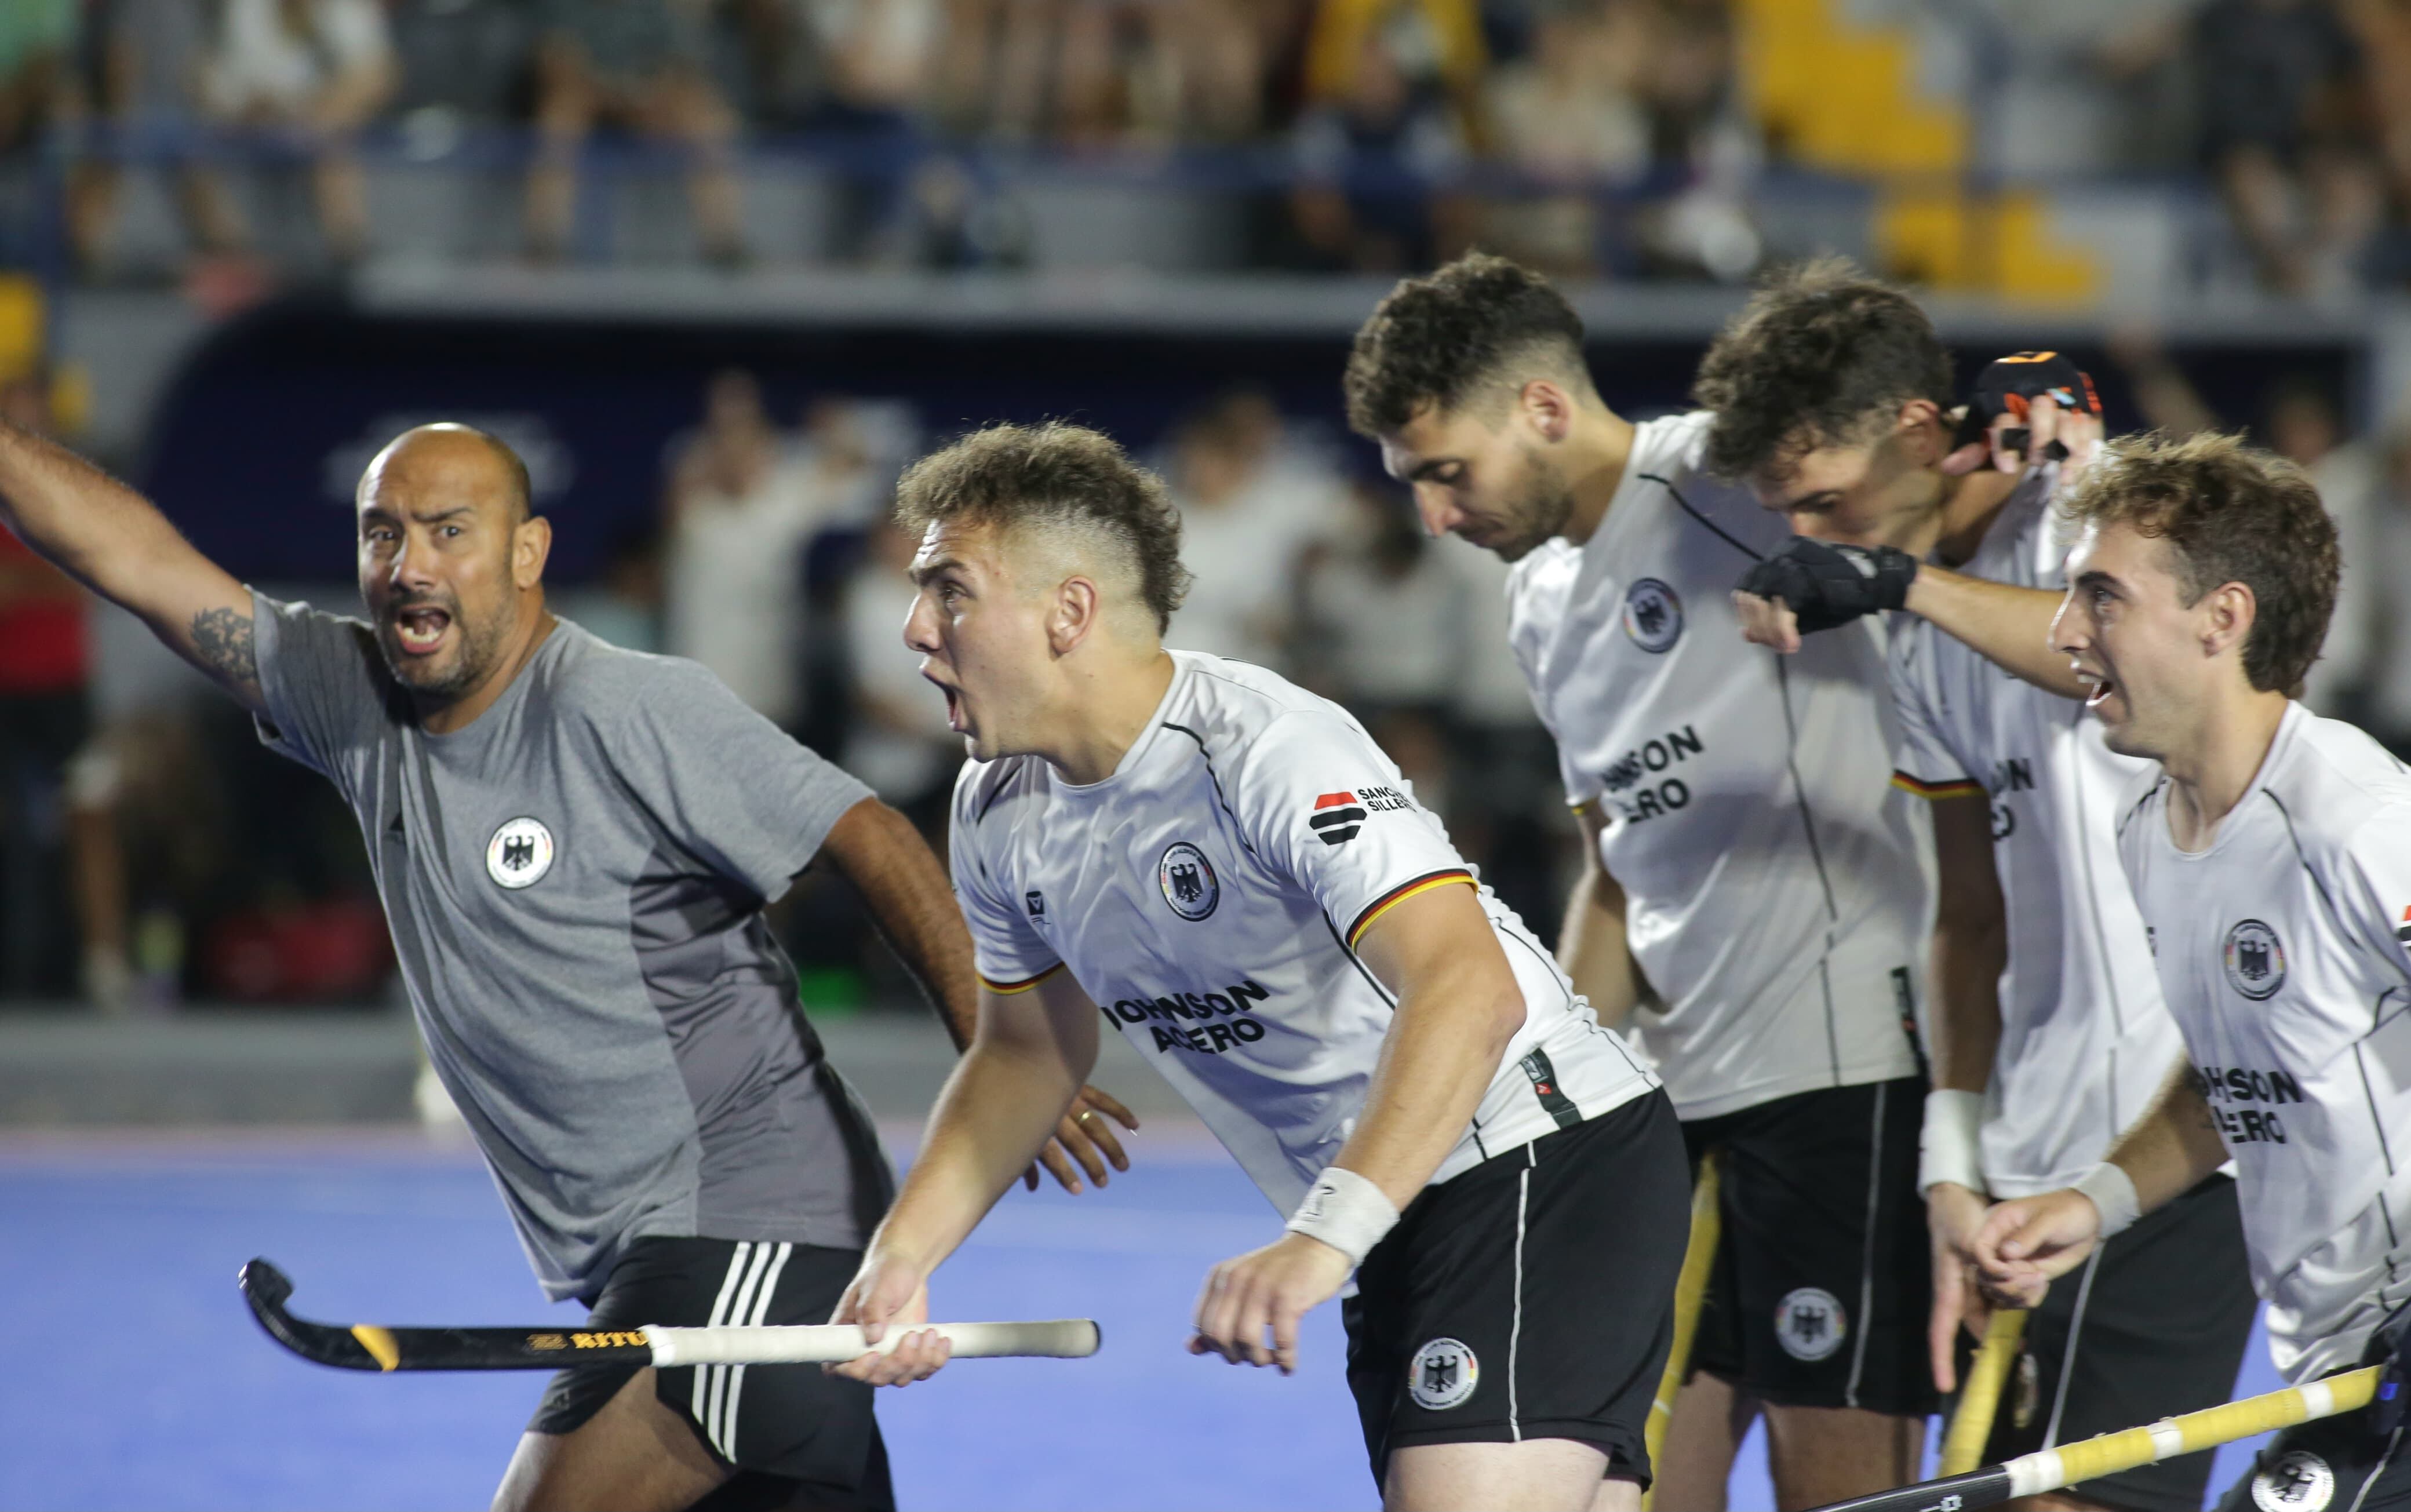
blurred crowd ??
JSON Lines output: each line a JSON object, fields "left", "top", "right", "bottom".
{"left": 0, "top": 0, "right": 1750, "bottom": 280}
{"left": 0, "top": 0, "right": 2404, "bottom": 288}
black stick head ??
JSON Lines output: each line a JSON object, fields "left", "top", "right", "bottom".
{"left": 239, "top": 1258, "right": 294, "bottom": 1315}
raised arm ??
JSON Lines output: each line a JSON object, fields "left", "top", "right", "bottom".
{"left": 1558, "top": 801, "right": 1655, "bottom": 1030}
{"left": 1190, "top": 882, "right": 1523, "bottom": 1372}
{"left": 830, "top": 967, "right": 1101, "bottom": 1381}
{"left": 1903, "top": 570, "right": 2088, "bottom": 700}
{"left": 817, "top": 797, "right": 1135, "bottom": 1193}
{"left": 0, "top": 418, "right": 262, "bottom": 710}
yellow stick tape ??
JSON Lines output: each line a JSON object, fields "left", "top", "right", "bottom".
{"left": 351, "top": 1324, "right": 401, "bottom": 1372}
{"left": 1641, "top": 1156, "right": 1721, "bottom": 1512}
{"left": 1940, "top": 1309, "right": 2027, "bottom": 1475}
{"left": 2031, "top": 1367, "right": 2379, "bottom": 1491}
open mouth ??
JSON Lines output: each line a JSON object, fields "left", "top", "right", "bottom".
{"left": 922, "top": 670, "right": 966, "bottom": 734}
{"left": 391, "top": 606, "right": 452, "bottom": 657}
{"left": 2077, "top": 669, "right": 2118, "bottom": 712}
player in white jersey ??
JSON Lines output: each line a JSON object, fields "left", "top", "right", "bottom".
{"left": 1346, "top": 252, "right": 1935, "bottom": 1506}
{"left": 1971, "top": 432, "right": 2411, "bottom": 1511}
{"left": 1714, "top": 298, "right": 2258, "bottom": 1510}
{"left": 831, "top": 422, "right": 1688, "bottom": 1511}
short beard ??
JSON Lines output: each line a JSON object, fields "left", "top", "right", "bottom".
{"left": 377, "top": 607, "right": 508, "bottom": 704}
{"left": 1483, "top": 447, "right": 1578, "bottom": 562}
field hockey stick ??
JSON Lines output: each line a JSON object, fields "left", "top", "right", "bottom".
{"left": 1939, "top": 1309, "right": 2028, "bottom": 1475}
{"left": 239, "top": 1259, "right": 1101, "bottom": 1372}
{"left": 1642, "top": 1153, "right": 1721, "bottom": 1511}
{"left": 1807, "top": 1364, "right": 2383, "bottom": 1512}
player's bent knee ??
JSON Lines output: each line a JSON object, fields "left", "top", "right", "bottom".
{"left": 1384, "top": 1437, "right": 1612, "bottom": 1512}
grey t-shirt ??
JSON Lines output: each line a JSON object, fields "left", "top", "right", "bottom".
{"left": 252, "top": 592, "right": 887, "bottom": 1302}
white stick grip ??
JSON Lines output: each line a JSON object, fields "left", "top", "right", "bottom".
{"left": 643, "top": 1319, "right": 1101, "bottom": 1367}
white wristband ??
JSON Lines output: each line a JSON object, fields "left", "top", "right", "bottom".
{"left": 1285, "top": 1166, "right": 1400, "bottom": 1267}
{"left": 1918, "top": 1088, "right": 1987, "bottom": 1196}
{"left": 2071, "top": 1161, "right": 2142, "bottom": 1240}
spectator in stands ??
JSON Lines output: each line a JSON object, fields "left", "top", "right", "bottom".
{"left": 1289, "top": 10, "right": 1474, "bottom": 271}
{"left": 1481, "top": 0, "right": 1649, "bottom": 276}
{"left": 68, "top": 0, "right": 249, "bottom": 276}
{"left": 839, "top": 515, "right": 958, "bottom": 829}
{"left": 1161, "top": 389, "right": 1346, "bottom": 671}
{"left": 1291, "top": 472, "right": 1467, "bottom": 799}
{"left": 526, "top": 0, "right": 746, "bottom": 265}
{"left": 663, "top": 370, "right": 817, "bottom": 727}
{"left": 198, "top": 0, "right": 398, "bottom": 267}
{"left": 0, "top": 0, "right": 71, "bottom": 152}
{"left": 787, "top": 0, "right": 939, "bottom": 258}
{"left": 2115, "top": 0, "right": 2382, "bottom": 294}
{"left": 0, "top": 369, "right": 94, "bottom": 999}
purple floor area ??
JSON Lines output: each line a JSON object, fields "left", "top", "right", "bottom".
{"left": 0, "top": 1129, "right": 2279, "bottom": 1511}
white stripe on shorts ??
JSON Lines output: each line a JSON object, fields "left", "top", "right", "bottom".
{"left": 1844, "top": 1082, "right": 1886, "bottom": 1409}
{"left": 693, "top": 1241, "right": 755, "bottom": 1437}
{"left": 718, "top": 1244, "right": 793, "bottom": 1464}
{"left": 706, "top": 1243, "right": 777, "bottom": 1458}
{"left": 1510, "top": 1142, "right": 1536, "bottom": 1441}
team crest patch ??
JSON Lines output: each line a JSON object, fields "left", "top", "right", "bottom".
{"left": 1622, "top": 578, "right": 1682, "bottom": 653}
{"left": 2224, "top": 919, "right": 2287, "bottom": 1001}
{"left": 1408, "top": 1338, "right": 1478, "bottom": 1411}
{"left": 1773, "top": 1287, "right": 1847, "bottom": 1362}
{"left": 486, "top": 817, "right": 555, "bottom": 890}
{"left": 2252, "top": 1450, "right": 2335, "bottom": 1512}
{"left": 1156, "top": 842, "right": 1219, "bottom": 921}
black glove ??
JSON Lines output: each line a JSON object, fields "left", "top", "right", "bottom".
{"left": 1949, "top": 351, "right": 2103, "bottom": 464}
{"left": 1736, "top": 535, "right": 1919, "bottom": 633}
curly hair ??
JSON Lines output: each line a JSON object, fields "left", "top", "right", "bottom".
{"left": 2059, "top": 431, "right": 2339, "bottom": 697}
{"left": 1343, "top": 252, "right": 1589, "bottom": 436}
{"left": 1691, "top": 257, "right": 1954, "bottom": 482}
{"left": 893, "top": 421, "right": 1193, "bottom": 635}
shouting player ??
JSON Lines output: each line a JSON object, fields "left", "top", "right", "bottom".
{"left": 1347, "top": 253, "right": 1934, "bottom": 1507}
{"left": 1712, "top": 276, "right": 2256, "bottom": 1512}
{"left": 0, "top": 418, "right": 1136, "bottom": 1512}
{"left": 1976, "top": 433, "right": 2411, "bottom": 1512}
{"left": 833, "top": 422, "right": 1688, "bottom": 1511}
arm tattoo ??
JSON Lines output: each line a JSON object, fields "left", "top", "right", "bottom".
{"left": 189, "top": 606, "right": 258, "bottom": 689}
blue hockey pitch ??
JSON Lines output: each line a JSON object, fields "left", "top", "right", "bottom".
{"left": 0, "top": 1130, "right": 2281, "bottom": 1510}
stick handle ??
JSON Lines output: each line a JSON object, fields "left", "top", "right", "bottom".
{"left": 645, "top": 1318, "right": 1101, "bottom": 1368}
{"left": 1806, "top": 1365, "right": 2384, "bottom": 1512}
{"left": 1940, "top": 1310, "right": 2027, "bottom": 1474}
{"left": 1642, "top": 1154, "right": 1722, "bottom": 1512}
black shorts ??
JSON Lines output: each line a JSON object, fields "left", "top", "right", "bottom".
{"left": 1682, "top": 1076, "right": 1937, "bottom": 1417}
{"left": 1342, "top": 1089, "right": 1691, "bottom": 1488}
{"left": 1965, "top": 1175, "right": 2256, "bottom": 1512}
{"left": 2214, "top": 1403, "right": 2411, "bottom": 1512}
{"left": 529, "top": 1237, "right": 893, "bottom": 1511}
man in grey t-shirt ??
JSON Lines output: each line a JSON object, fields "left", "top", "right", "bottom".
{"left": 0, "top": 421, "right": 1137, "bottom": 1511}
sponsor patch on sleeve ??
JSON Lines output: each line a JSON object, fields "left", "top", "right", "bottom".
{"left": 2397, "top": 905, "right": 2410, "bottom": 949}
{"left": 1310, "top": 790, "right": 1368, "bottom": 847}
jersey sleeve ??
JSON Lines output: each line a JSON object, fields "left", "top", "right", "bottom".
{"left": 2336, "top": 799, "right": 2411, "bottom": 986}
{"left": 610, "top": 657, "right": 875, "bottom": 901}
{"left": 1230, "top": 708, "right": 1479, "bottom": 951}
{"left": 946, "top": 762, "right": 1064, "bottom": 993}
{"left": 1887, "top": 625, "right": 1983, "bottom": 802}
{"left": 249, "top": 591, "right": 389, "bottom": 795}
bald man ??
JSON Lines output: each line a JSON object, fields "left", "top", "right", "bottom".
{"left": 0, "top": 420, "right": 1138, "bottom": 1511}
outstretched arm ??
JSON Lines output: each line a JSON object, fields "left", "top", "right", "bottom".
{"left": 0, "top": 418, "right": 262, "bottom": 710}
{"left": 817, "top": 797, "right": 1136, "bottom": 1194}
{"left": 1190, "top": 882, "right": 1524, "bottom": 1372}
{"left": 830, "top": 968, "right": 1101, "bottom": 1383}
